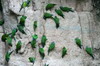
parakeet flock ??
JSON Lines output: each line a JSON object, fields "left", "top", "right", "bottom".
{"left": 0, "top": 1, "right": 94, "bottom": 66}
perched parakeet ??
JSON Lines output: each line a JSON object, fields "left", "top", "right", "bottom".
{"left": 31, "top": 34, "right": 38, "bottom": 48}
{"left": 44, "top": 64, "right": 49, "bottom": 66}
{"left": 75, "top": 38, "right": 82, "bottom": 49}
{"left": 31, "top": 39, "right": 37, "bottom": 48}
{"left": 1, "top": 34, "right": 9, "bottom": 42}
{"left": 19, "top": 0, "right": 31, "bottom": 12}
{"left": 6, "top": 36, "right": 12, "bottom": 46}
{"left": 17, "top": 24, "right": 26, "bottom": 34}
{"left": 53, "top": 16, "right": 60, "bottom": 28}
{"left": 60, "top": 6, "right": 74, "bottom": 12}
{"left": 5, "top": 51, "right": 13, "bottom": 62}
{"left": 16, "top": 40, "right": 22, "bottom": 53}
{"left": 55, "top": 9, "right": 64, "bottom": 18}
{"left": 11, "top": 28, "right": 18, "bottom": 38}
{"left": 43, "top": 12, "right": 53, "bottom": 20}
{"left": 62, "top": 47, "right": 67, "bottom": 58}
{"left": 85, "top": 46, "right": 94, "bottom": 59}
{"left": 39, "top": 48, "right": 45, "bottom": 59}
{"left": 46, "top": 3, "right": 56, "bottom": 11}
{"left": 0, "top": 20, "right": 4, "bottom": 26}
{"left": 33, "top": 21, "right": 37, "bottom": 32}
{"left": 48, "top": 42, "right": 55, "bottom": 55}
{"left": 32, "top": 34, "right": 38, "bottom": 40}
{"left": 41, "top": 35, "right": 47, "bottom": 47}
{"left": 19, "top": 16, "right": 27, "bottom": 26}
{"left": 29, "top": 57, "right": 36, "bottom": 65}
{"left": 32, "top": 34, "right": 38, "bottom": 39}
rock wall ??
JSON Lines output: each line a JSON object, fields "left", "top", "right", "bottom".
{"left": 0, "top": 0, "right": 100, "bottom": 66}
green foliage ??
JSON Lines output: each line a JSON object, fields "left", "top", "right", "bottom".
{"left": 0, "top": 20, "right": 4, "bottom": 26}
{"left": 46, "top": 3, "right": 56, "bottom": 11}
{"left": 48, "top": 42, "right": 55, "bottom": 55}
{"left": 62, "top": 47, "right": 67, "bottom": 58}
{"left": 39, "top": 48, "right": 45, "bottom": 59}
{"left": 55, "top": 9, "right": 64, "bottom": 18}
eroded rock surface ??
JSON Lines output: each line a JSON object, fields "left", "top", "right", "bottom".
{"left": 0, "top": 0, "right": 100, "bottom": 66}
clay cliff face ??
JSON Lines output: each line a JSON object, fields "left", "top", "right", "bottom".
{"left": 0, "top": 0, "right": 100, "bottom": 66}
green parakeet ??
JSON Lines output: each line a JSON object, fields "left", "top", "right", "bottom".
{"left": 16, "top": 40, "right": 22, "bottom": 53}
{"left": 41, "top": 35, "right": 47, "bottom": 47}
{"left": 17, "top": 24, "right": 26, "bottom": 34}
{"left": 48, "top": 42, "right": 55, "bottom": 55}
{"left": 19, "top": 16, "right": 27, "bottom": 26}
{"left": 19, "top": 0, "right": 31, "bottom": 12}
{"left": 5, "top": 51, "right": 13, "bottom": 62}
{"left": 46, "top": 3, "right": 56, "bottom": 11}
{"left": 53, "top": 16, "right": 60, "bottom": 28}
{"left": 62, "top": 47, "right": 67, "bottom": 58}
{"left": 29, "top": 57, "right": 36, "bottom": 65}
{"left": 33, "top": 21, "right": 37, "bottom": 32}
{"left": 6, "top": 36, "right": 12, "bottom": 46}
{"left": 85, "top": 46, "right": 94, "bottom": 59}
{"left": 55, "top": 9, "right": 64, "bottom": 18}
{"left": 31, "top": 34, "right": 38, "bottom": 48}
{"left": 1, "top": 34, "right": 9, "bottom": 42}
{"left": 31, "top": 39, "right": 36, "bottom": 48}
{"left": 39, "top": 48, "right": 45, "bottom": 59}
{"left": 0, "top": 20, "right": 4, "bottom": 26}
{"left": 43, "top": 12, "right": 53, "bottom": 20}
{"left": 75, "top": 38, "right": 82, "bottom": 49}
{"left": 11, "top": 28, "right": 18, "bottom": 38}
{"left": 60, "top": 6, "right": 74, "bottom": 12}
{"left": 32, "top": 34, "right": 38, "bottom": 40}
